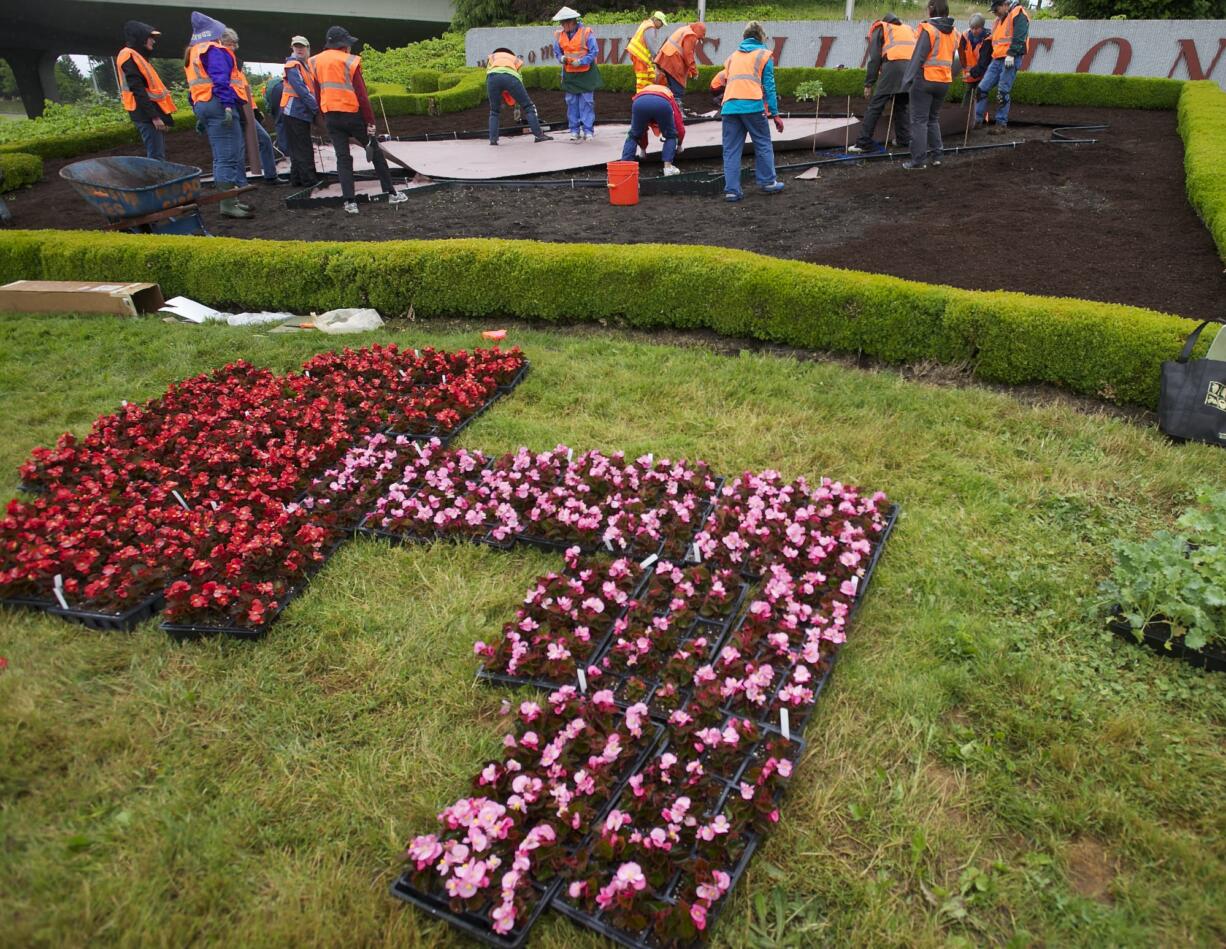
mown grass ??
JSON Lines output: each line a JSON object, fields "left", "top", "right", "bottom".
{"left": 0, "top": 313, "right": 1223, "bottom": 947}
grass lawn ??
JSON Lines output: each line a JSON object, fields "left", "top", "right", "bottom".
{"left": 1, "top": 314, "right": 1223, "bottom": 947}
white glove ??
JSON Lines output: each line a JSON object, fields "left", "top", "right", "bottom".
{"left": 1004, "top": 55, "right": 1016, "bottom": 68}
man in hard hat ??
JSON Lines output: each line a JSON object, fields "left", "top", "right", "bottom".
{"left": 976, "top": 0, "right": 1030, "bottom": 134}
{"left": 553, "top": 7, "right": 602, "bottom": 142}
{"left": 117, "top": 21, "right": 176, "bottom": 161}
{"left": 653, "top": 21, "right": 707, "bottom": 107}
{"left": 627, "top": 11, "right": 667, "bottom": 94}
{"left": 486, "top": 48, "right": 552, "bottom": 145}
{"left": 848, "top": 13, "right": 914, "bottom": 154}
{"left": 620, "top": 81, "right": 684, "bottom": 176}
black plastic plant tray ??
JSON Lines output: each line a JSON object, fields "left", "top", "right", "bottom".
{"left": 16, "top": 480, "right": 46, "bottom": 494}
{"left": 848, "top": 504, "right": 899, "bottom": 618}
{"left": 390, "top": 875, "right": 562, "bottom": 949}
{"left": 551, "top": 830, "right": 761, "bottom": 949}
{"left": 48, "top": 592, "right": 165, "bottom": 632}
{"left": 1108, "top": 615, "right": 1225, "bottom": 673}
{"left": 497, "top": 361, "right": 531, "bottom": 393}
{"left": 0, "top": 593, "right": 56, "bottom": 614}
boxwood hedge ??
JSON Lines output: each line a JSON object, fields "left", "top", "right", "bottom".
{"left": 0, "top": 230, "right": 1211, "bottom": 409}
{"left": 0, "top": 153, "right": 43, "bottom": 192}
{"left": 1179, "top": 81, "right": 1226, "bottom": 265}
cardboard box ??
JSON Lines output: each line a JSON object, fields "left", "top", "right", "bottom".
{"left": 0, "top": 280, "right": 166, "bottom": 317}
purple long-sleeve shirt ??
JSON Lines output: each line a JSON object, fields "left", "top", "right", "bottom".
{"left": 202, "top": 45, "right": 239, "bottom": 107}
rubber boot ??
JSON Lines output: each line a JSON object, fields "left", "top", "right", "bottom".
{"left": 217, "top": 185, "right": 253, "bottom": 219}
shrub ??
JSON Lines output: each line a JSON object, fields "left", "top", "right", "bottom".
{"left": 0, "top": 108, "right": 195, "bottom": 160}
{"left": 0, "top": 152, "right": 42, "bottom": 192}
{"left": 0, "top": 231, "right": 1212, "bottom": 409}
{"left": 367, "top": 71, "right": 488, "bottom": 117}
{"left": 1178, "top": 81, "right": 1226, "bottom": 265}
{"left": 362, "top": 32, "right": 468, "bottom": 78}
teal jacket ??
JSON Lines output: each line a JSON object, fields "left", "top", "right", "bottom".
{"left": 720, "top": 38, "right": 778, "bottom": 117}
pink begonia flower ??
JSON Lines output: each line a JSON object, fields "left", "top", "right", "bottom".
{"left": 519, "top": 701, "right": 541, "bottom": 722}
{"left": 777, "top": 759, "right": 793, "bottom": 778}
{"left": 616, "top": 862, "right": 648, "bottom": 890}
{"left": 691, "top": 903, "right": 708, "bottom": 930}
{"left": 591, "top": 689, "right": 616, "bottom": 710}
{"left": 568, "top": 880, "right": 587, "bottom": 899}
{"left": 520, "top": 731, "right": 539, "bottom": 749}
{"left": 696, "top": 881, "right": 722, "bottom": 903}
{"left": 605, "top": 809, "right": 631, "bottom": 833}
{"left": 480, "top": 763, "right": 499, "bottom": 785}
{"left": 406, "top": 834, "right": 442, "bottom": 868}
{"left": 713, "top": 870, "right": 731, "bottom": 892}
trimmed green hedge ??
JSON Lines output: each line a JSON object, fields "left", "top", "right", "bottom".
{"left": 1179, "top": 81, "right": 1226, "bottom": 265}
{"left": 367, "top": 72, "right": 488, "bottom": 116}
{"left": 0, "top": 109, "right": 196, "bottom": 160}
{"left": 0, "top": 230, "right": 1211, "bottom": 409}
{"left": 0, "top": 153, "right": 43, "bottom": 192}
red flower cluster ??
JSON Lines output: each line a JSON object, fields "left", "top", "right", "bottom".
{"left": 1, "top": 346, "right": 524, "bottom": 625}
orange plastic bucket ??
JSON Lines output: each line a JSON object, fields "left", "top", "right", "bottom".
{"left": 607, "top": 161, "right": 639, "bottom": 206}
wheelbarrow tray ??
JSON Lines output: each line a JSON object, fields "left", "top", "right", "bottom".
{"left": 60, "top": 157, "right": 204, "bottom": 224}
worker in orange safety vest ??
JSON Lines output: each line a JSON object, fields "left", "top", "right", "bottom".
{"left": 486, "top": 49, "right": 553, "bottom": 145}
{"left": 117, "top": 21, "right": 176, "bottom": 161}
{"left": 848, "top": 13, "right": 915, "bottom": 153}
{"left": 184, "top": 11, "right": 250, "bottom": 218}
{"left": 653, "top": 22, "right": 707, "bottom": 106}
{"left": 719, "top": 21, "right": 785, "bottom": 202}
{"left": 976, "top": 0, "right": 1031, "bottom": 133}
{"left": 619, "top": 82, "right": 685, "bottom": 176}
{"left": 552, "top": 7, "right": 603, "bottom": 141}
{"left": 901, "top": 0, "right": 960, "bottom": 169}
{"left": 627, "top": 12, "right": 667, "bottom": 93}
{"left": 959, "top": 13, "right": 992, "bottom": 104}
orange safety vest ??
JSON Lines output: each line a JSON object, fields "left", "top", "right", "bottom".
{"left": 654, "top": 24, "right": 705, "bottom": 82}
{"left": 991, "top": 5, "right": 1031, "bottom": 59}
{"left": 486, "top": 50, "right": 524, "bottom": 74}
{"left": 185, "top": 41, "right": 223, "bottom": 103}
{"left": 313, "top": 48, "right": 361, "bottom": 112}
{"left": 230, "top": 66, "right": 252, "bottom": 104}
{"left": 882, "top": 22, "right": 917, "bottom": 62}
{"left": 634, "top": 82, "right": 675, "bottom": 101}
{"left": 919, "top": 23, "right": 958, "bottom": 83}
{"left": 961, "top": 31, "right": 987, "bottom": 82}
{"left": 722, "top": 48, "right": 770, "bottom": 103}
{"left": 117, "top": 48, "right": 176, "bottom": 115}
{"left": 281, "top": 57, "right": 316, "bottom": 109}
{"left": 555, "top": 26, "right": 593, "bottom": 73}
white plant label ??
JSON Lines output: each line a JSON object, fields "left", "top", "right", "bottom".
{"left": 639, "top": 553, "right": 658, "bottom": 570}
{"left": 413, "top": 441, "right": 425, "bottom": 458}
{"left": 209, "top": 500, "right": 219, "bottom": 511}
{"left": 171, "top": 490, "right": 191, "bottom": 511}
{"left": 780, "top": 708, "right": 791, "bottom": 741}
{"left": 567, "top": 447, "right": 574, "bottom": 463}
{"left": 53, "top": 574, "right": 68, "bottom": 610}
{"left": 577, "top": 667, "right": 587, "bottom": 693}
{"left": 604, "top": 538, "right": 614, "bottom": 552}
{"left": 690, "top": 542, "right": 701, "bottom": 563}
{"left": 413, "top": 349, "right": 420, "bottom": 359}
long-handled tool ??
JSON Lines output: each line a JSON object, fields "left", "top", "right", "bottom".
{"left": 378, "top": 95, "right": 392, "bottom": 137}
{"left": 844, "top": 95, "right": 851, "bottom": 151}
{"left": 241, "top": 98, "right": 261, "bottom": 178}
{"left": 884, "top": 97, "right": 896, "bottom": 151}
{"left": 962, "top": 88, "right": 975, "bottom": 147}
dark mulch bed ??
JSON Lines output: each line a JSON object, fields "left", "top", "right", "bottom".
{"left": 7, "top": 94, "right": 1223, "bottom": 320}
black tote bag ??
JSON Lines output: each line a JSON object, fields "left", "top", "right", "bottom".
{"left": 1158, "top": 320, "right": 1226, "bottom": 448}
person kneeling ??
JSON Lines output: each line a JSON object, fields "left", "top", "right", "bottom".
{"left": 621, "top": 82, "right": 685, "bottom": 176}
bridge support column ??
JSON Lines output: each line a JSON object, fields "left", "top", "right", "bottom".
{"left": 1, "top": 49, "right": 60, "bottom": 118}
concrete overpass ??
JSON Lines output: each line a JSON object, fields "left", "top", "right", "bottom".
{"left": 0, "top": 0, "right": 454, "bottom": 116}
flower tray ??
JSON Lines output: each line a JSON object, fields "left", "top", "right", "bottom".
{"left": 389, "top": 875, "right": 562, "bottom": 949}
{"left": 731, "top": 648, "right": 839, "bottom": 740}
{"left": 17, "top": 480, "right": 46, "bottom": 494}
{"left": 849, "top": 503, "right": 899, "bottom": 619}
{"left": 0, "top": 593, "right": 56, "bottom": 614}
{"left": 551, "top": 830, "right": 761, "bottom": 949}
{"left": 496, "top": 360, "right": 531, "bottom": 394}
{"left": 48, "top": 592, "right": 165, "bottom": 632}
{"left": 1108, "top": 613, "right": 1226, "bottom": 673}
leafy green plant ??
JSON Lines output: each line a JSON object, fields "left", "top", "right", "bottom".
{"left": 363, "top": 32, "right": 468, "bottom": 78}
{"left": 1099, "top": 489, "right": 1226, "bottom": 651}
{"left": 1179, "top": 81, "right": 1226, "bottom": 265}
{"left": 0, "top": 152, "right": 42, "bottom": 192}
{"left": 793, "top": 79, "right": 826, "bottom": 102}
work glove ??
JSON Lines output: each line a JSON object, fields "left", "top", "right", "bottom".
{"left": 195, "top": 119, "right": 206, "bottom": 134}
{"left": 222, "top": 106, "right": 234, "bottom": 127}
{"left": 773, "top": 115, "right": 785, "bottom": 133}
{"left": 1004, "top": 55, "right": 1015, "bottom": 68}
{"left": 863, "top": 84, "right": 873, "bottom": 99}
{"left": 253, "top": 107, "right": 265, "bottom": 123}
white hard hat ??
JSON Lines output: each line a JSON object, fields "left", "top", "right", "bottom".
{"left": 552, "top": 6, "right": 581, "bottom": 20}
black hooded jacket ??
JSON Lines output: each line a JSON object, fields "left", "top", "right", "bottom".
{"left": 120, "top": 20, "right": 173, "bottom": 125}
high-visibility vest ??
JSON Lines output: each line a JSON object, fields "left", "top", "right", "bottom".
{"left": 722, "top": 48, "right": 770, "bottom": 104}
{"left": 919, "top": 23, "right": 958, "bottom": 83}
{"left": 991, "top": 5, "right": 1031, "bottom": 59}
{"left": 486, "top": 50, "right": 524, "bottom": 75}
{"left": 627, "top": 19, "right": 655, "bottom": 68}
{"left": 961, "top": 31, "right": 987, "bottom": 82}
{"left": 634, "top": 83, "right": 675, "bottom": 102}
{"left": 313, "top": 48, "right": 360, "bottom": 112}
{"left": 281, "top": 57, "right": 316, "bottom": 110}
{"left": 185, "top": 41, "right": 224, "bottom": 103}
{"left": 555, "top": 26, "right": 593, "bottom": 73}
{"left": 882, "top": 22, "right": 917, "bottom": 62}
{"left": 116, "top": 48, "right": 176, "bottom": 115}
{"left": 230, "top": 67, "right": 252, "bottom": 104}
{"left": 654, "top": 24, "right": 704, "bottom": 81}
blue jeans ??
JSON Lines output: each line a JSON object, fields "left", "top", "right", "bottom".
{"left": 564, "top": 92, "right": 595, "bottom": 134}
{"left": 253, "top": 120, "right": 279, "bottom": 179}
{"left": 661, "top": 71, "right": 686, "bottom": 104}
{"left": 621, "top": 94, "right": 677, "bottom": 163}
{"left": 133, "top": 118, "right": 166, "bottom": 161}
{"left": 487, "top": 72, "right": 544, "bottom": 142}
{"left": 975, "top": 57, "right": 1019, "bottom": 125}
{"left": 722, "top": 111, "right": 776, "bottom": 196}
{"left": 194, "top": 98, "right": 246, "bottom": 187}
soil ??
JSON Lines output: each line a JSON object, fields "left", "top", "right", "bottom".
{"left": 9, "top": 94, "right": 1223, "bottom": 320}
{"left": 1065, "top": 837, "right": 1116, "bottom": 904}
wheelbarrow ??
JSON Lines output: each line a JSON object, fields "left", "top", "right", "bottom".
{"left": 60, "top": 157, "right": 254, "bottom": 236}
